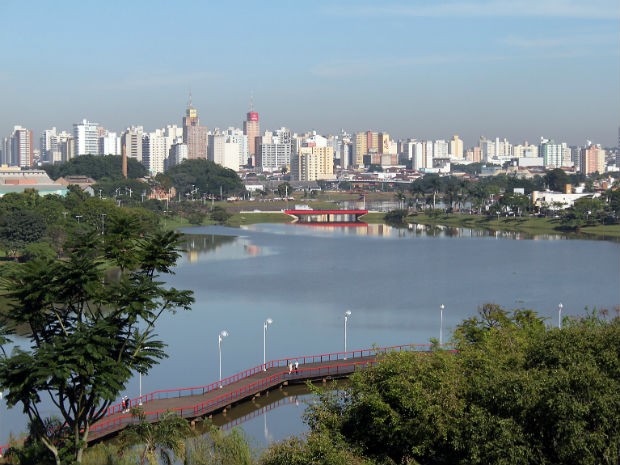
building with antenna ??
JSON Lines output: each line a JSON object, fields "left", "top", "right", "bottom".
{"left": 243, "top": 97, "right": 260, "bottom": 166}
{"left": 183, "top": 94, "right": 208, "bottom": 159}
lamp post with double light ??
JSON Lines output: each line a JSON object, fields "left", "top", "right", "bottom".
{"left": 344, "top": 310, "right": 352, "bottom": 358}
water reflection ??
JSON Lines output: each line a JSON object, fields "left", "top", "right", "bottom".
{"left": 181, "top": 233, "right": 267, "bottom": 263}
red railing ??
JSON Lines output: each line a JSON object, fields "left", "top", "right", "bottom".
{"left": 0, "top": 343, "right": 440, "bottom": 452}
{"left": 89, "top": 359, "right": 373, "bottom": 439}
{"left": 104, "top": 343, "right": 430, "bottom": 416}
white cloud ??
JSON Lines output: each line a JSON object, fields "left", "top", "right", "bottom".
{"left": 326, "top": 0, "right": 620, "bottom": 20}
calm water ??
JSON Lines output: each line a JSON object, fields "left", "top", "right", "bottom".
{"left": 1, "top": 223, "right": 619, "bottom": 448}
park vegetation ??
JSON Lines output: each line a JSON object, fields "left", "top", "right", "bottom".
{"left": 260, "top": 305, "right": 620, "bottom": 465}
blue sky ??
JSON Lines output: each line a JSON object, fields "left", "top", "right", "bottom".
{"left": 1, "top": 0, "right": 619, "bottom": 147}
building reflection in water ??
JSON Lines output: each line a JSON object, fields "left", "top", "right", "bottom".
{"left": 182, "top": 234, "right": 264, "bottom": 263}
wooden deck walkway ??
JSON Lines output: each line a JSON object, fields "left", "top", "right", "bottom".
{"left": 87, "top": 344, "right": 430, "bottom": 441}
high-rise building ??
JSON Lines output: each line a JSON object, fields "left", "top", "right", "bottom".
{"left": 243, "top": 109, "right": 260, "bottom": 165}
{"left": 257, "top": 128, "right": 292, "bottom": 172}
{"left": 223, "top": 127, "right": 249, "bottom": 169}
{"left": 291, "top": 145, "right": 335, "bottom": 181}
{"left": 121, "top": 126, "right": 144, "bottom": 163}
{"left": 57, "top": 131, "right": 75, "bottom": 163}
{"left": 99, "top": 132, "right": 121, "bottom": 156}
{"left": 73, "top": 119, "right": 99, "bottom": 156}
{"left": 142, "top": 129, "right": 168, "bottom": 175}
{"left": 539, "top": 138, "right": 565, "bottom": 168}
{"left": 449, "top": 135, "right": 464, "bottom": 159}
{"left": 208, "top": 133, "right": 240, "bottom": 171}
{"left": 11, "top": 126, "right": 34, "bottom": 167}
{"left": 183, "top": 98, "right": 208, "bottom": 159}
{"left": 40, "top": 128, "right": 58, "bottom": 164}
{"left": 580, "top": 144, "right": 606, "bottom": 175}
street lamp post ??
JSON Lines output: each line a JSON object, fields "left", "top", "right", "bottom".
{"left": 218, "top": 330, "right": 229, "bottom": 387}
{"left": 558, "top": 303, "right": 563, "bottom": 329}
{"left": 263, "top": 318, "right": 273, "bottom": 370}
{"left": 344, "top": 310, "right": 352, "bottom": 358}
{"left": 440, "top": 304, "right": 445, "bottom": 346}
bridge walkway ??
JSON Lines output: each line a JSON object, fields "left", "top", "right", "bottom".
{"left": 88, "top": 344, "right": 430, "bottom": 441}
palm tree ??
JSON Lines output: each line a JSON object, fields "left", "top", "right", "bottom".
{"left": 119, "top": 408, "right": 193, "bottom": 465}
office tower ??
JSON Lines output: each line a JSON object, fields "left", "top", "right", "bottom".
{"left": 580, "top": 144, "right": 606, "bottom": 175}
{"left": 73, "top": 119, "right": 99, "bottom": 156}
{"left": 10, "top": 126, "right": 33, "bottom": 167}
{"left": 449, "top": 135, "right": 464, "bottom": 159}
{"left": 183, "top": 98, "right": 208, "bottom": 159}
{"left": 121, "top": 126, "right": 144, "bottom": 163}
{"left": 243, "top": 107, "right": 260, "bottom": 165}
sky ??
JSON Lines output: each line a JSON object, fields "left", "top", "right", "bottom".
{"left": 1, "top": 0, "right": 619, "bottom": 148}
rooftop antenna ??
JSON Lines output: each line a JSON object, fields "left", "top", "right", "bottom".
{"left": 188, "top": 89, "right": 193, "bottom": 108}
{"left": 250, "top": 91, "right": 254, "bottom": 112}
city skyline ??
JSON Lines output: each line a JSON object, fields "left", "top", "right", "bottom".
{"left": 1, "top": 0, "right": 619, "bottom": 147}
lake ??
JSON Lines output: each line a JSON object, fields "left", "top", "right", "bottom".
{"left": 1, "top": 222, "right": 619, "bottom": 449}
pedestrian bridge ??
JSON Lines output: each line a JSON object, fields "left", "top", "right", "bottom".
{"left": 284, "top": 208, "right": 368, "bottom": 223}
{"left": 88, "top": 343, "right": 433, "bottom": 442}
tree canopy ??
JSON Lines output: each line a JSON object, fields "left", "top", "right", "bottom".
{"left": 264, "top": 305, "right": 620, "bottom": 465}
{"left": 160, "top": 159, "right": 245, "bottom": 198}
{"left": 43, "top": 155, "right": 148, "bottom": 181}
{"left": 0, "top": 226, "right": 194, "bottom": 464}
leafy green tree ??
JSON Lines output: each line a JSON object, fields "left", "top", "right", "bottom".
{"left": 210, "top": 206, "right": 232, "bottom": 224}
{"left": 119, "top": 408, "right": 193, "bottom": 465}
{"left": 162, "top": 159, "right": 244, "bottom": 198}
{"left": 277, "top": 182, "right": 292, "bottom": 198}
{"left": 0, "top": 210, "right": 47, "bottom": 258}
{"left": 186, "top": 424, "right": 254, "bottom": 465}
{"left": 43, "top": 155, "right": 147, "bottom": 180}
{"left": 0, "top": 229, "right": 194, "bottom": 465}
{"left": 545, "top": 168, "right": 569, "bottom": 192}
{"left": 296, "top": 304, "right": 620, "bottom": 465}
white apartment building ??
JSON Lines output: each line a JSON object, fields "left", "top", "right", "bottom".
{"left": 480, "top": 137, "right": 512, "bottom": 164}
{"left": 11, "top": 126, "right": 33, "bottom": 167}
{"left": 434, "top": 140, "right": 449, "bottom": 159}
{"left": 73, "top": 119, "right": 99, "bottom": 156}
{"left": 207, "top": 133, "right": 240, "bottom": 171}
{"left": 99, "top": 132, "right": 120, "bottom": 156}
{"left": 167, "top": 143, "right": 187, "bottom": 169}
{"left": 539, "top": 138, "right": 566, "bottom": 168}
{"left": 291, "top": 146, "right": 335, "bottom": 181}
{"left": 223, "top": 127, "right": 249, "bottom": 169}
{"left": 143, "top": 130, "right": 167, "bottom": 175}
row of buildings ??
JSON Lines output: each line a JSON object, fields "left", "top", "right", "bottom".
{"left": 2, "top": 104, "right": 617, "bottom": 181}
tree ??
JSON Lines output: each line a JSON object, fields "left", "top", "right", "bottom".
{"left": 0, "top": 210, "right": 47, "bottom": 258}
{"left": 119, "top": 408, "right": 193, "bottom": 465}
{"left": 0, "top": 229, "right": 194, "bottom": 465}
{"left": 545, "top": 168, "right": 569, "bottom": 192}
{"left": 295, "top": 305, "right": 620, "bottom": 465}
{"left": 276, "top": 182, "right": 292, "bottom": 198}
{"left": 43, "top": 155, "right": 148, "bottom": 181}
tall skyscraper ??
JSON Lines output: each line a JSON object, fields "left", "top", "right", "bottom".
{"left": 244, "top": 111, "right": 260, "bottom": 159}
{"left": 73, "top": 119, "right": 99, "bottom": 156}
{"left": 10, "top": 126, "right": 34, "bottom": 167}
{"left": 182, "top": 96, "right": 208, "bottom": 159}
